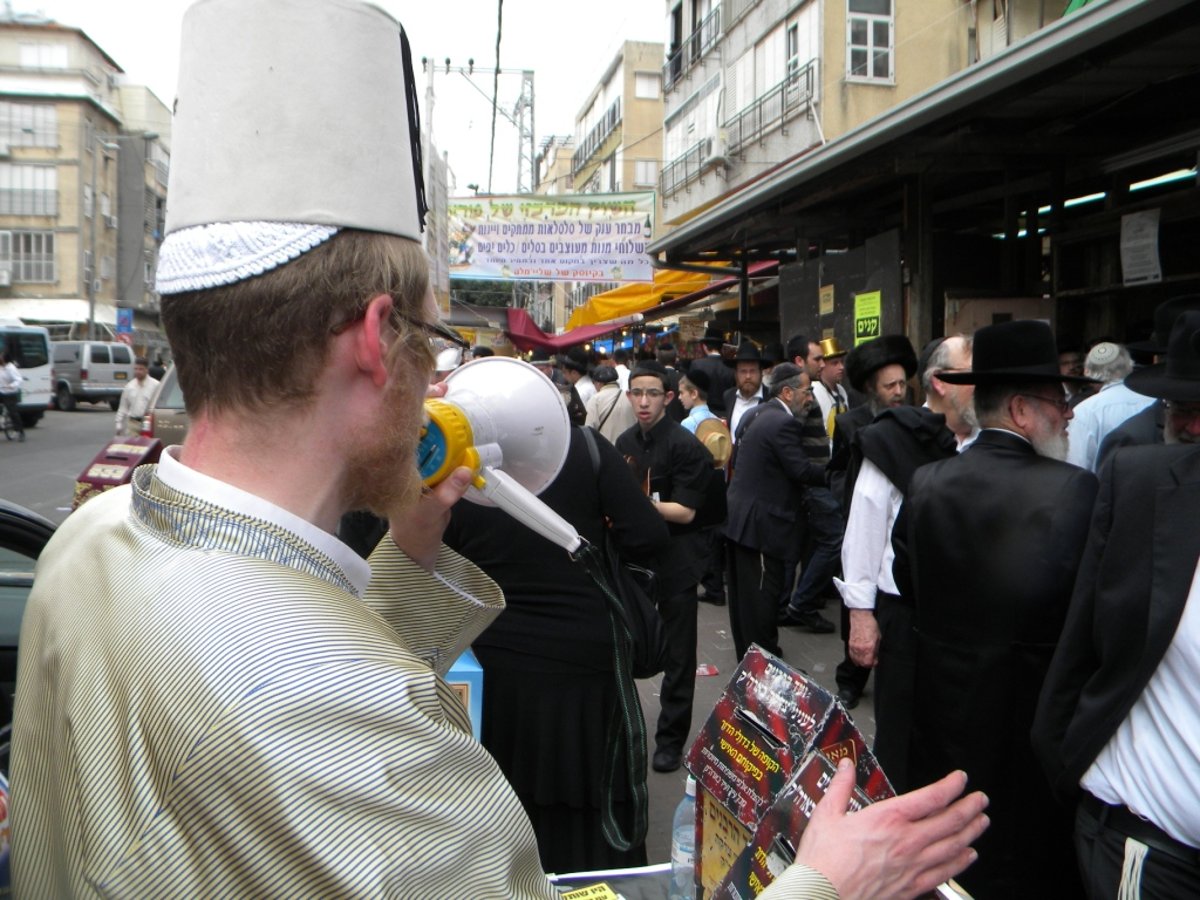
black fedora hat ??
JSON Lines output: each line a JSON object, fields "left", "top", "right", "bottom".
{"left": 939, "top": 320, "right": 1097, "bottom": 386}
{"left": 845, "top": 335, "right": 918, "bottom": 393}
{"left": 701, "top": 324, "right": 726, "bottom": 347}
{"left": 1128, "top": 295, "right": 1200, "bottom": 355}
{"left": 1127, "top": 310, "right": 1200, "bottom": 402}
{"left": 732, "top": 340, "right": 764, "bottom": 365}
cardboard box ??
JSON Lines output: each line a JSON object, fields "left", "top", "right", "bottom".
{"left": 447, "top": 648, "right": 484, "bottom": 741}
{"left": 684, "top": 645, "right": 894, "bottom": 897}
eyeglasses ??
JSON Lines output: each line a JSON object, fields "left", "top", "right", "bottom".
{"left": 330, "top": 304, "right": 470, "bottom": 350}
{"left": 628, "top": 388, "right": 665, "bottom": 399}
{"left": 1017, "top": 393, "right": 1071, "bottom": 415}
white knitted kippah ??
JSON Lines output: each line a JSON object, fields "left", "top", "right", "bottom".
{"left": 156, "top": 221, "right": 339, "bottom": 294}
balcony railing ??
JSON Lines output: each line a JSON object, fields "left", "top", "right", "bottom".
{"left": 725, "top": 59, "right": 816, "bottom": 156}
{"left": 659, "top": 136, "right": 716, "bottom": 198}
{"left": 571, "top": 98, "right": 621, "bottom": 175}
{"left": 664, "top": 5, "right": 722, "bottom": 93}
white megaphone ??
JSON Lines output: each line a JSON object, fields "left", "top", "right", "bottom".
{"left": 417, "top": 356, "right": 583, "bottom": 554}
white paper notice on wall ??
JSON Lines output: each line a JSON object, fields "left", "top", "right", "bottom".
{"left": 1120, "top": 209, "right": 1163, "bottom": 286}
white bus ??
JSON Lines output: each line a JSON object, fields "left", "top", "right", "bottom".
{"left": 0, "top": 319, "right": 53, "bottom": 427}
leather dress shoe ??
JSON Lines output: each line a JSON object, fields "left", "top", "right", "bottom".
{"left": 652, "top": 746, "right": 682, "bottom": 773}
{"left": 837, "top": 687, "right": 861, "bottom": 710}
{"left": 778, "top": 610, "right": 836, "bottom": 634}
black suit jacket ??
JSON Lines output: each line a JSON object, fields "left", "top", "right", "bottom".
{"left": 1033, "top": 444, "right": 1200, "bottom": 799}
{"left": 894, "top": 429, "right": 1098, "bottom": 894}
{"left": 724, "top": 400, "right": 826, "bottom": 560}
{"left": 828, "top": 403, "right": 876, "bottom": 508}
{"left": 691, "top": 353, "right": 735, "bottom": 417}
{"left": 1093, "top": 399, "right": 1164, "bottom": 474}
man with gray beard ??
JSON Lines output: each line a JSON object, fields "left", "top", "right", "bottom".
{"left": 893, "top": 320, "right": 1099, "bottom": 898}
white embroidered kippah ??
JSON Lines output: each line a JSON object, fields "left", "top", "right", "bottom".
{"left": 156, "top": 221, "right": 339, "bottom": 294}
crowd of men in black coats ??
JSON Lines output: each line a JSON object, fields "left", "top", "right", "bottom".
{"left": 544, "top": 292, "right": 1200, "bottom": 899}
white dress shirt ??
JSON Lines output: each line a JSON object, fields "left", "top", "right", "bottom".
{"left": 114, "top": 375, "right": 160, "bottom": 435}
{"left": 1080, "top": 556, "right": 1200, "bottom": 847}
{"left": 729, "top": 389, "right": 764, "bottom": 441}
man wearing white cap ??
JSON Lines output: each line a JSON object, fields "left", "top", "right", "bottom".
{"left": 1065, "top": 340, "right": 1153, "bottom": 471}
{"left": 8, "top": 1, "right": 987, "bottom": 896}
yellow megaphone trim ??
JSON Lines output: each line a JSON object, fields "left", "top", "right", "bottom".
{"left": 422, "top": 398, "right": 487, "bottom": 490}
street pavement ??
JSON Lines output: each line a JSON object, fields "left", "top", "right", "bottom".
{"left": 638, "top": 592, "right": 872, "bottom": 865}
{"left": 1, "top": 405, "right": 117, "bottom": 524}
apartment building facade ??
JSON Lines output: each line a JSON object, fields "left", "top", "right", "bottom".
{"left": 649, "top": 0, "right": 1199, "bottom": 355}
{"left": 0, "top": 15, "right": 169, "bottom": 351}
{"left": 659, "top": 0, "right": 979, "bottom": 228}
{"left": 537, "top": 40, "right": 665, "bottom": 332}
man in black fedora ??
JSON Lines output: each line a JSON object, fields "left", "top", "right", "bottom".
{"left": 690, "top": 324, "right": 736, "bottom": 418}
{"left": 1034, "top": 310, "right": 1200, "bottom": 900}
{"left": 723, "top": 339, "right": 768, "bottom": 440}
{"left": 893, "top": 319, "right": 1099, "bottom": 897}
{"left": 1095, "top": 294, "right": 1200, "bottom": 470}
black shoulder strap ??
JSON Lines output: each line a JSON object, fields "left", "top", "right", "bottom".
{"left": 581, "top": 423, "right": 601, "bottom": 476}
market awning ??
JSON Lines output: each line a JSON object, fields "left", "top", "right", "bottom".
{"left": 564, "top": 267, "right": 715, "bottom": 329}
{"left": 641, "top": 260, "right": 779, "bottom": 320}
{"left": 505, "top": 260, "right": 781, "bottom": 351}
{"left": 505, "top": 308, "right": 640, "bottom": 352}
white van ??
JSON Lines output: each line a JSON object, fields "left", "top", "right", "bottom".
{"left": 0, "top": 320, "right": 52, "bottom": 427}
{"left": 51, "top": 340, "right": 136, "bottom": 411}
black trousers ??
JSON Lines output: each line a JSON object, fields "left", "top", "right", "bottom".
{"left": 1, "top": 392, "right": 23, "bottom": 435}
{"left": 1076, "top": 795, "right": 1200, "bottom": 900}
{"left": 727, "top": 541, "right": 783, "bottom": 661}
{"left": 872, "top": 593, "right": 916, "bottom": 793}
{"left": 654, "top": 579, "right": 699, "bottom": 755}
{"left": 699, "top": 524, "right": 725, "bottom": 596}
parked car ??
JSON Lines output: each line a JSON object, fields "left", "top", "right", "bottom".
{"left": 0, "top": 499, "right": 55, "bottom": 726}
{"left": 51, "top": 341, "right": 136, "bottom": 411}
{"left": 0, "top": 321, "right": 53, "bottom": 427}
{"left": 141, "top": 365, "right": 189, "bottom": 446}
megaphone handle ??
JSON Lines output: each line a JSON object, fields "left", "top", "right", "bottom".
{"left": 476, "top": 465, "right": 583, "bottom": 554}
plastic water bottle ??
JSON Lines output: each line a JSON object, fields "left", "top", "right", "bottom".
{"left": 669, "top": 775, "right": 697, "bottom": 900}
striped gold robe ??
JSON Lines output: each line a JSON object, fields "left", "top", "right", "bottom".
{"left": 10, "top": 465, "right": 553, "bottom": 898}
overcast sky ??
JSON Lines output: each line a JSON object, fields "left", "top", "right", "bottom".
{"left": 29, "top": 0, "right": 668, "bottom": 194}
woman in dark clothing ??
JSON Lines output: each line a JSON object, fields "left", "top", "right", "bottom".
{"left": 444, "top": 426, "right": 669, "bottom": 874}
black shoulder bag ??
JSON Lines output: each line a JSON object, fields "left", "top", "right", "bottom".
{"left": 572, "top": 426, "right": 667, "bottom": 852}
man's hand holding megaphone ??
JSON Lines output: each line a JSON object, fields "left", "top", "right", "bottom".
{"left": 389, "top": 380, "right": 476, "bottom": 572}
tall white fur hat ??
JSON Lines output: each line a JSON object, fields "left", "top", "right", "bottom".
{"left": 157, "top": 0, "right": 427, "bottom": 294}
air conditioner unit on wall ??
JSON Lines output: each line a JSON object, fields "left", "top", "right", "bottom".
{"left": 105, "top": 214, "right": 118, "bottom": 230}
{"left": 702, "top": 131, "right": 730, "bottom": 170}
{"left": 0, "top": 270, "right": 11, "bottom": 287}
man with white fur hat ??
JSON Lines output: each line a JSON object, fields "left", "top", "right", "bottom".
{"left": 8, "top": 1, "right": 987, "bottom": 896}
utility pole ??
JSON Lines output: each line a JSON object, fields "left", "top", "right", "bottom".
{"left": 420, "top": 57, "right": 536, "bottom": 194}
